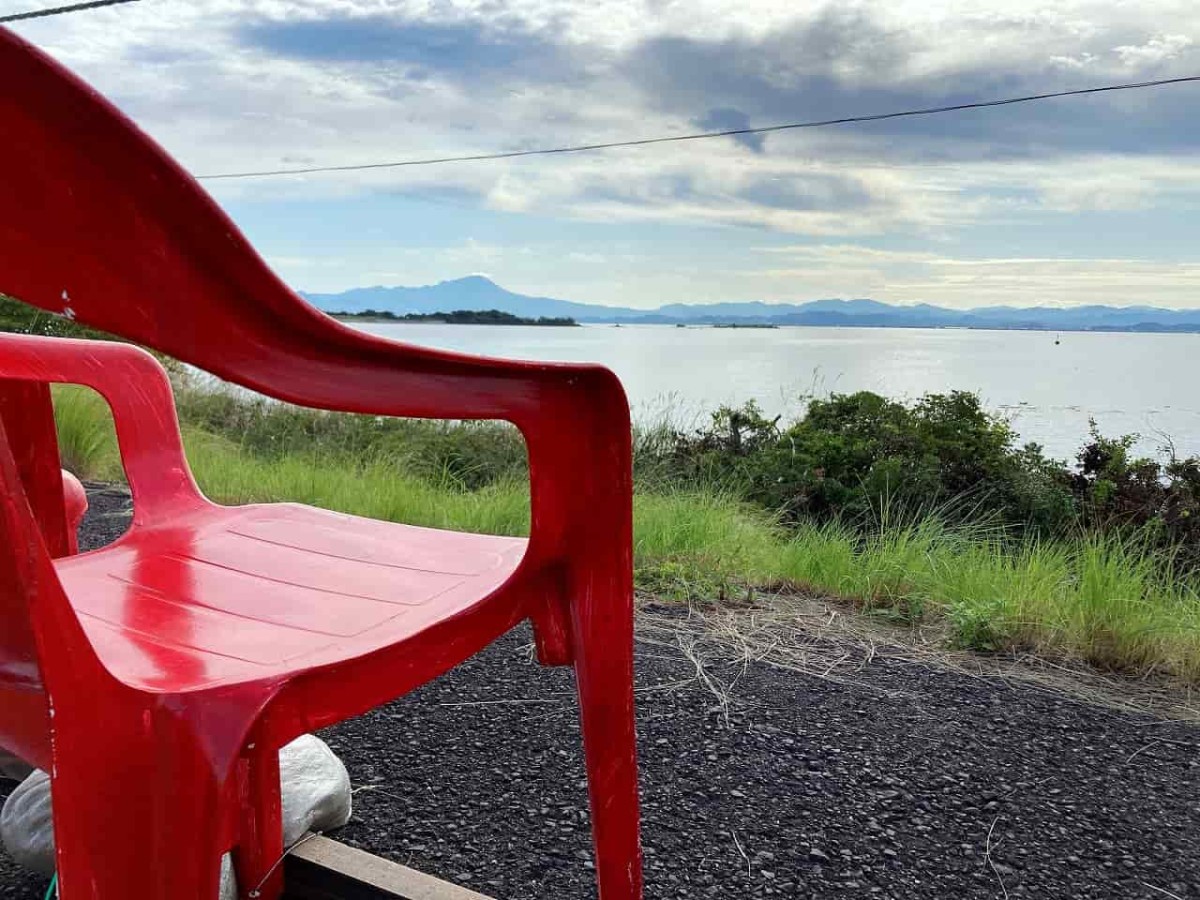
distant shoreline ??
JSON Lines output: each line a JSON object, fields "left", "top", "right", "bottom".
{"left": 330, "top": 309, "right": 578, "bottom": 327}
{"left": 589, "top": 320, "right": 1200, "bottom": 334}
{"left": 325, "top": 311, "right": 1200, "bottom": 336}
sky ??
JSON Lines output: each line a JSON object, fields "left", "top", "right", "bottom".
{"left": 6, "top": 0, "right": 1200, "bottom": 309}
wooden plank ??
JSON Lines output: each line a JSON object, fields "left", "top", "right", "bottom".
{"left": 283, "top": 835, "right": 498, "bottom": 900}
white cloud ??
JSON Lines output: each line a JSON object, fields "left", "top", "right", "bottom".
{"left": 1049, "top": 52, "right": 1098, "bottom": 69}
{"left": 1114, "top": 34, "right": 1194, "bottom": 66}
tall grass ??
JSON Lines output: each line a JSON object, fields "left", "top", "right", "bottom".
{"left": 775, "top": 521, "right": 1200, "bottom": 680}
{"left": 49, "top": 384, "right": 1200, "bottom": 681}
{"left": 176, "top": 387, "right": 529, "bottom": 490}
{"left": 632, "top": 490, "right": 785, "bottom": 599}
{"left": 184, "top": 429, "right": 532, "bottom": 538}
{"left": 50, "top": 385, "right": 122, "bottom": 481}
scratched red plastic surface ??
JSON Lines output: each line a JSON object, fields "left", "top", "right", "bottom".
{"left": 0, "top": 26, "right": 641, "bottom": 900}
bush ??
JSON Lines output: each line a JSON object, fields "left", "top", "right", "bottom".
{"left": 667, "top": 391, "right": 1078, "bottom": 531}
{"left": 662, "top": 390, "right": 1200, "bottom": 577}
{"left": 1073, "top": 422, "right": 1200, "bottom": 564}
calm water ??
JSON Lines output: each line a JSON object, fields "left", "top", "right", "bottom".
{"left": 353, "top": 323, "right": 1200, "bottom": 460}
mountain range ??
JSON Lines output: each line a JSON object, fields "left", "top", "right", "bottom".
{"left": 304, "top": 276, "right": 1200, "bottom": 333}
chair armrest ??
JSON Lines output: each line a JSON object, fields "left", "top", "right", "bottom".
{"left": 521, "top": 366, "right": 634, "bottom": 560}
{"left": 0, "top": 333, "right": 201, "bottom": 521}
{"left": 231, "top": 322, "right": 635, "bottom": 577}
{"left": 237, "top": 323, "right": 635, "bottom": 569}
{"left": 521, "top": 365, "right": 635, "bottom": 665}
{"left": 0, "top": 329, "right": 635, "bottom": 584}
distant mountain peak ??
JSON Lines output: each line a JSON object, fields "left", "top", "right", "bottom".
{"left": 442, "top": 274, "right": 498, "bottom": 286}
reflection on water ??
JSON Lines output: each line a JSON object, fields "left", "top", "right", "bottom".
{"left": 353, "top": 323, "right": 1200, "bottom": 460}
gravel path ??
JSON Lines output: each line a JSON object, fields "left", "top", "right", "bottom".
{"left": 3, "top": 488, "right": 1198, "bottom": 899}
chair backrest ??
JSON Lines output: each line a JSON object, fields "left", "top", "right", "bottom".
{"left": 0, "top": 27, "right": 561, "bottom": 433}
{"left": 0, "top": 27, "right": 354, "bottom": 390}
{"left": 0, "top": 28, "right": 527, "bottom": 424}
{"left": 0, "top": 28, "right": 291, "bottom": 768}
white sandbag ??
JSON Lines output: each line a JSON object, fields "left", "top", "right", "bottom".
{"left": 1, "top": 734, "right": 353, "bottom": 899}
{"left": 219, "top": 854, "right": 236, "bottom": 900}
{"left": 1, "top": 769, "right": 51, "bottom": 875}
{"left": 1, "top": 769, "right": 239, "bottom": 900}
{"left": 279, "top": 734, "right": 353, "bottom": 847}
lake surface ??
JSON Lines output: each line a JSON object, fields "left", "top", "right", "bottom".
{"left": 352, "top": 323, "right": 1200, "bottom": 461}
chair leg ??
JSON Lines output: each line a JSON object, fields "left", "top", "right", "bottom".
{"left": 570, "top": 597, "right": 643, "bottom": 900}
{"left": 233, "top": 743, "right": 285, "bottom": 900}
{"left": 51, "top": 736, "right": 226, "bottom": 900}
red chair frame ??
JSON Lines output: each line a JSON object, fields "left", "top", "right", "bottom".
{"left": 0, "top": 28, "right": 641, "bottom": 900}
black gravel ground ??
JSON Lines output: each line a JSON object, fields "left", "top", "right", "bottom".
{"left": 3, "top": 488, "right": 1199, "bottom": 899}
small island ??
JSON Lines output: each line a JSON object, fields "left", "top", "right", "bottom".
{"left": 331, "top": 308, "right": 578, "bottom": 326}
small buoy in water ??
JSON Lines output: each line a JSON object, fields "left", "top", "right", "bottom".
{"left": 1054, "top": 334, "right": 1061, "bottom": 346}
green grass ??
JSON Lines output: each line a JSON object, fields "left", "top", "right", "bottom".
{"left": 49, "top": 384, "right": 1200, "bottom": 682}
{"left": 774, "top": 521, "right": 1200, "bottom": 680}
{"left": 184, "top": 429, "right": 532, "bottom": 538}
{"left": 50, "top": 385, "right": 123, "bottom": 481}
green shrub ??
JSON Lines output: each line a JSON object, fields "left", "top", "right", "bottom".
{"left": 667, "top": 391, "right": 1077, "bottom": 529}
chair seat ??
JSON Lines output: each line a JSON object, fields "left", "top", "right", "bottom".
{"left": 53, "top": 503, "right": 527, "bottom": 692}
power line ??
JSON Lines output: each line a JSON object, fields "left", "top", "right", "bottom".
{"left": 196, "top": 73, "right": 1200, "bottom": 181}
{"left": 0, "top": 0, "right": 142, "bottom": 24}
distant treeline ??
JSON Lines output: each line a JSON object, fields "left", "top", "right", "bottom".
{"left": 332, "top": 308, "right": 578, "bottom": 327}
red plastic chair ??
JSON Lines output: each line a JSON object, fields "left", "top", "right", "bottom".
{"left": 0, "top": 28, "right": 641, "bottom": 900}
